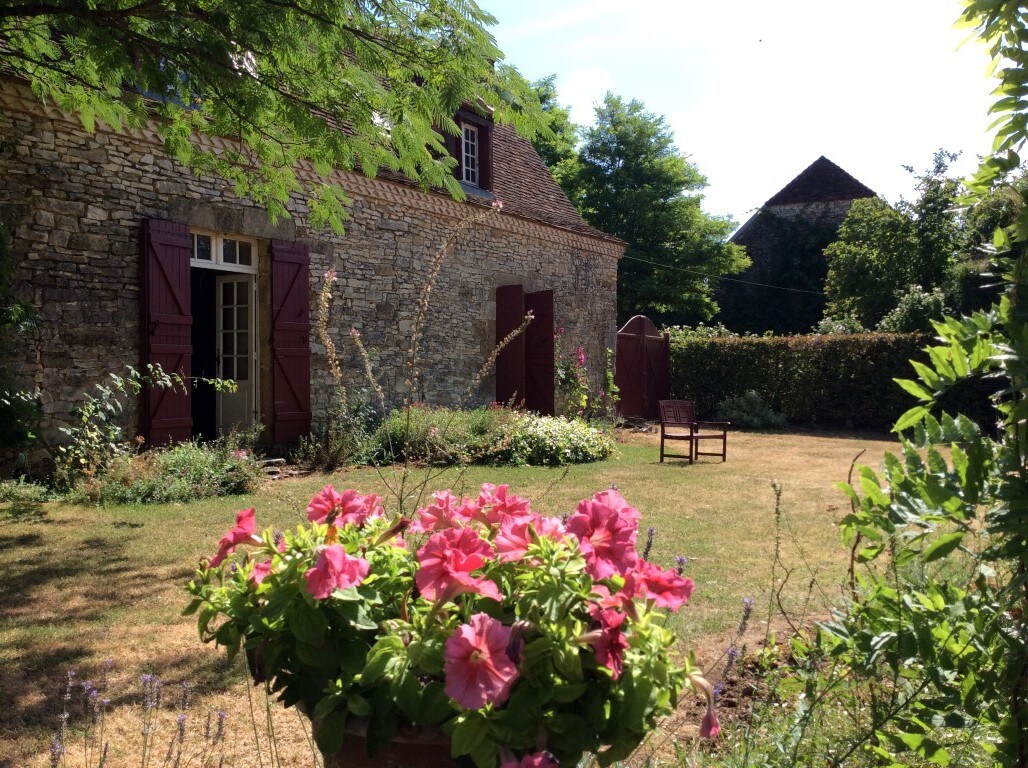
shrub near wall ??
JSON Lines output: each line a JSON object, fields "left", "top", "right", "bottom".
{"left": 668, "top": 332, "right": 940, "bottom": 430}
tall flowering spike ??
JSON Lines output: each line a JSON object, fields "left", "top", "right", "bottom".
{"left": 444, "top": 613, "right": 518, "bottom": 710}
{"left": 566, "top": 494, "right": 638, "bottom": 580}
{"left": 416, "top": 527, "right": 500, "bottom": 603}
{"left": 584, "top": 606, "right": 629, "bottom": 680}
{"left": 633, "top": 560, "right": 695, "bottom": 611}
{"left": 304, "top": 545, "right": 370, "bottom": 599}
{"left": 208, "top": 508, "right": 258, "bottom": 567}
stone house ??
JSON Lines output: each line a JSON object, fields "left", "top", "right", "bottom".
{"left": 717, "top": 156, "right": 875, "bottom": 334}
{"left": 0, "top": 78, "right": 624, "bottom": 448}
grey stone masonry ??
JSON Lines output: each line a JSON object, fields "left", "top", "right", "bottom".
{"left": 0, "top": 81, "right": 622, "bottom": 445}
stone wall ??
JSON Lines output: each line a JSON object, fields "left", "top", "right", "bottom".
{"left": 0, "top": 81, "right": 621, "bottom": 446}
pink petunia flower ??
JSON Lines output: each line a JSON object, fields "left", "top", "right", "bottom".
{"left": 566, "top": 495, "right": 638, "bottom": 580}
{"left": 208, "top": 508, "right": 260, "bottom": 567}
{"left": 416, "top": 528, "right": 500, "bottom": 604}
{"left": 632, "top": 560, "right": 695, "bottom": 611}
{"left": 473, "top": 484, "right": 532, "bottom": 526}
{"left": 583, "top": 606, "right": 629, "bottom": 679}
{"left": 444, "top": 613, "right": 518, "bottom": 710}
{"left": 249, "top": 559, "right": 273, "bottom": 585}
{"left": 306, "top": 486, "right": 383, "bottom": 527}
{"left": 493, "top": 516, "right": 537, "bottom": 562}
{"left": 410, "top": 490, "right": 473, "bottom": 534}
{"left": 304, "top": 545, "right": 370, "bottom": 599}
{"left": 590, "top": 489, "right": 642, "bottom": 527}
{"left": 501, "top": 751, "right": 559, "bottom": 768}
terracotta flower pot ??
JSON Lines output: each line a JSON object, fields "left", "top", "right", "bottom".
{"left": 320, "top": 718, "right": 460, "bottom": 768}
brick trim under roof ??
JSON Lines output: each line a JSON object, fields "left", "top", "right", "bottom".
{"left": 763, "top": 155, "right": 876, "bottom": 207}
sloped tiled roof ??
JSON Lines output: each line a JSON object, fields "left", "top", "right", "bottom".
{"left": 763, "top": 156, "right": 876, "bottom": 207}
{"left": 489, "top": 124, "right": 617, "bottom": 242}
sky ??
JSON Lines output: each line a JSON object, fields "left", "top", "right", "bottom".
{"left": 478, "top": 0, "right": 999, "bottom": 228}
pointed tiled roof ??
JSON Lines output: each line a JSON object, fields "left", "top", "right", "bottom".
{"left": 763, "top": 156, "right": 875, "bottom": 207}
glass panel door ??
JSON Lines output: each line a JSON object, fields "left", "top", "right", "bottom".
{"left": 216, "top": 275, "right": 256, "bottom": 434}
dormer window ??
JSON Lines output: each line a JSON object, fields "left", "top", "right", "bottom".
{"left": 450, "top": 109, "right": 491, "bottom": 192}
{"left": 461, "top": 123, "right": 479, "bottom": 186}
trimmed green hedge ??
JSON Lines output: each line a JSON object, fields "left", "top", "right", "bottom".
{"left": 669, "top": 332, "right": 995, "bottom": 430}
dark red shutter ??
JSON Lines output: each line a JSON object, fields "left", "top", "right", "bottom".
{"left": 478, "top": 125, "right": 492, "bottom": 191}
{"left": 495, "top": 284, "right": 526, "bottom": 405}
{"left": 270, "top": 239, "right": 312, "bottom": 443}
{"left": 524, "top": 290, "right": 555, "bottom": 415}
{"left": 141, "top": 219, "right": 193, "bottom": 446}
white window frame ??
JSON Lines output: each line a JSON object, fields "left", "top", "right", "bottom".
{"left": 190, "top": 230, "right": 259, "bottom": 274}
{"left": 461, "top": 123, "right": 479, "bottom": 186}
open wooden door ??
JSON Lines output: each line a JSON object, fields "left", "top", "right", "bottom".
{"left": 141, "top": 219, "right": 193, "bottom": 446}
{"left": 269, "top": 239, "right": 312, "bottom": 444}
{"left": 495, "top": 284, "right": 526, "bottom": 406}
{"left": 524, "top": 289, "right": 555, "bottom": 415}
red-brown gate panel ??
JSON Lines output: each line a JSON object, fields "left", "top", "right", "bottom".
{"left": 270, "top": 239, "right": 312, "bottom": 444}
{"left": 141, "top": 219, "right": 193, "bottom": 446}
{"left": 615, "top": 315, "right": 670, "bottom": 420}
{"left": 495, "top": 284, "right": 526, "bottom": 405}
{"left": 524, "top": 289, "right": 555, "bottom": 415}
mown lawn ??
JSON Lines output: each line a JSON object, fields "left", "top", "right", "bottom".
{"left": 0, "top": 428, "right": 898, "bottom": 767}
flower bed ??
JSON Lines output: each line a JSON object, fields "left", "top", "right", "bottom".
{"left": 371, "top": 406, "right": 616, "bottom": 467}
{"left": 187, "top": 484, "right": 715, "bottom": 767}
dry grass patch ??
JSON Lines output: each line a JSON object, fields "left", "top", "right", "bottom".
{"left": 0, "top": 428, "right": 898, "bottom": 766}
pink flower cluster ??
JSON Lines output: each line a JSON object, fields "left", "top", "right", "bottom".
{"left": 204, "top": 484, "right": 714, "bottom": 747}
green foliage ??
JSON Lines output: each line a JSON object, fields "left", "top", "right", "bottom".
{"left": 371, "top": 405, "right": 515, "bottom": 465}
{"left": 713, "top": 391, "right": 786, "bottom": 431}
{"left": 0, "top": 1, "right": 544, "bottom": 232}
{"left": 717, "top": 205, "right": 843, "bottom": 335}
{"left": 811, "top": 313, "right": 867, "bottom": 335}
{"left": 292, "top": 395, "right": 380, "bottom": 472}
{"left": 571, "top": 94, "right": 748, "bottom": 325}
{"left": 876, "top": 285, "right": 948, "bottom": 333}
{"left": 664, "top": 322, "right": 753, "bottom": 339}
{"left": 77, "top": 432, "right": 264, "bottom": 505}
{"left": 371, "top": 406, "right": 614, "bottom": 467}
{"left": 668, "top": 331, "right": 944, "bottom": 429}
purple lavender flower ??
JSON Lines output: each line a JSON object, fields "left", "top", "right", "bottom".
{"left": 100, "top": 658, "right": 114, "bottom": 693}
{"left": 179, "top": 681, "right": 192, "bottom": 711}
{"left": 177, "top": 713, "right": 187, "bottom": 742}
{"left": 49, "top": 735, "right": 64, "bottom": 768}
{"left": 739, "top": 597, "right": 754, "bottom": 634}
{"left": 675, "top": 556, "right": 688, "bottom": 576}
{"left": 712, "top": 683, "right": 724, "bottom": 699}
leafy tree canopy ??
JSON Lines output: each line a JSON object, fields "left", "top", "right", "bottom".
{"left": 572, "top": 93, "right": 747, "bottom": 326}
{"left": 0, "top": 0, "right": 544, "bottom": 231}
{"left": 822, "top": 151, "right": 1007, "bottom": 330}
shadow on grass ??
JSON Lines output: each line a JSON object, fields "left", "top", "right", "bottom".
{"left": 0, "top": 498, "right": 47, "bottom": 523}
{"left": 0, "top": 525, "right": 246, "bottom": 758}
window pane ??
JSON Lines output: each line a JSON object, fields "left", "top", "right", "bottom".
{"left": 223, "top": 332, "right": 235, "bottom": 355}
{"left": 194, "top": 234, "right": 212, "bottom": 261}
{"left": 222, "top": 306, "right": 234, "bottom": 330}
{"left": 223, "top": 238, "right": 238, "bottom": 264}
{"left": 238, "top": 241, "right": 253, "bottom": 266}
{"left": 222, "top": 357, "right": 234, "bottom": 380}
{"left": 462, "top": 124, "right": 479, "bottom": 185}
{"left": 236, "top": 355, "right": 249, "bottom": 381}
{"left": 237, "top": 306, "right": 248, "bottom": 330}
